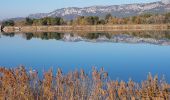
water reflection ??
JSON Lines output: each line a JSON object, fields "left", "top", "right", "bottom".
{"left": 1, "top": 31, "right": 170, "bottom": 82}
{"left": 1, "top": 31, "right": 170, "bottom": 45}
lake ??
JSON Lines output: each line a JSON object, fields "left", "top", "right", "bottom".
{"left": 0, "top": 31, "right": 170, "bottom": 82}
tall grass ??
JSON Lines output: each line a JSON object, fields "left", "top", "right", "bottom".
{"left": 0, "top": 66, "right": 169, "bottom": 100}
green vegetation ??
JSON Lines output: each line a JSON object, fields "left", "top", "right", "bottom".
{"left": 2, "top": 20, "right": 15, "bottom": 26}
{"left": 25, "top": 17, "right": 33, "bottom": 25}
{"left": 24, "top": 17, "right": 64, "bottom": 26}
{"left": 0, "top": 66, "right": 169, "bottom": 100}
{"left": 1, "top": 12, "right": 170, "bottom": 27}
{"left": 71, "top": 16, "right": 100, "bottom": 25}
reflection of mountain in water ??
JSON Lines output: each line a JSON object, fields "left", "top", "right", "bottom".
{"left": 1, "top": 31, "right": 170, "bottom": 45}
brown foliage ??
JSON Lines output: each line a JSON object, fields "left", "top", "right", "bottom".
{"left": 0, "top": 66, "right": 169, "bottom": 100}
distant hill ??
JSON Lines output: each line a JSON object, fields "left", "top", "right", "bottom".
{"left": 28, "top": 0, "right": 170, "bottom": 20}
{"left": 1, "top": 17, "right": 25, "bottom": 22}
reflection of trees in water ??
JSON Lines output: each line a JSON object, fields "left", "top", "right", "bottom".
{"left": 25, "top": 33, "right": 34, "bottom": 40}
{"left": 24, "top": 32, "right": 64, "bottom": 40}
{"left": 2, "top": 31, "right": 170, "bottom": 40}
{"left": 23, "top": 32, "right": 112, "bottom": 40}
{"left": 128, "top": 31, "right": 170, "bottom": 40}
{"left": 84, "top": 31, "right": 170, "bottom": 40}
{"left": 84, "top": 33, "right": 112, "bottom": 39}
{"left": 2, "top": 33, "right": 15, "bottom": 37}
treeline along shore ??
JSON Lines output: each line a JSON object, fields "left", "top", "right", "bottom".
{"left": 2, "top": 24, "right": 170, "bottom": 33}
{"left": 1, "top": 13, "right": 170, "bottom": 32}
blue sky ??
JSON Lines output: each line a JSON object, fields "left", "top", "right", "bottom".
{"left": 0, "top": 0, "right": 159, "bottom": 20}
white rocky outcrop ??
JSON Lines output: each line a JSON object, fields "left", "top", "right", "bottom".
{"left": 161, "top": 0, "right": 170, "bottom": 4}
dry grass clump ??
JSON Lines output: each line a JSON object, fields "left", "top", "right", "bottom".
{"left": 0, "top": 66, "right": 169, "bottom": 100}
{"left": 0, "top": 66, "right": 33, "bottom": 100}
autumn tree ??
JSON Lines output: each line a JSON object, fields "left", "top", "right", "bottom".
{"left": 98, "top": 19, "right": 105, "bottom": 25}
{"left": 165, "top": 12, "right": 170, "bottom": 23}
{"left": 105, "top": 13, "right": 112, "bottom": 23}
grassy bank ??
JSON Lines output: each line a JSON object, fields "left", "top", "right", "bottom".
{"left": 0, "top": 66, "right": 169, "bottom": 100}
{"left": 2, "top": 24, "right": 170, "bottom": 33}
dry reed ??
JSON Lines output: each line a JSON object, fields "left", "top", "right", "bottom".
{"left": 0, "top": 66, "right": 169, "bottom": 100}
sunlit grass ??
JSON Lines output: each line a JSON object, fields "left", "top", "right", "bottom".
{"left": 0, "top": 66, "right": 169, "bottom": 100}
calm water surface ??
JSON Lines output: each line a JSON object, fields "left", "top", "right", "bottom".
{"left": 0, "top": 32, "right": 170, "bottom": 82}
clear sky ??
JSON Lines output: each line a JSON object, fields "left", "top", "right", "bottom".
{"left": 0, "top": 0, "right": 159, "bottom": 20}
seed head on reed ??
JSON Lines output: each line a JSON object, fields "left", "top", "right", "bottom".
{"left": 0, "top": 66, "right": 169, "bottom": 100}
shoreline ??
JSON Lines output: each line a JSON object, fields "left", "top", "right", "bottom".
{"left": 2, "top": 24, "right": 170, "bottom": 33}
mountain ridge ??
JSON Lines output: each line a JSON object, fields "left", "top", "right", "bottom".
{"left": 29, "top": 1, "right": 170, "bottom": 20}
{"left": 16, "top": 1, "right": 170, "bottom": 20}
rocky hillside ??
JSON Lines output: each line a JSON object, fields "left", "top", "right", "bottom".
{"left": 29, "top": 0, "right": 170, "bottom": 20}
